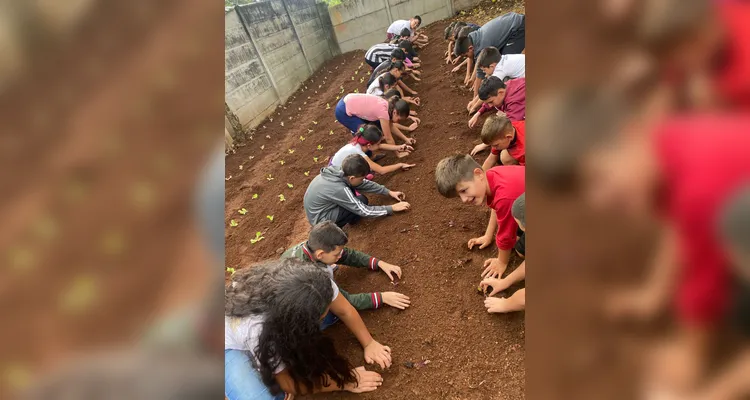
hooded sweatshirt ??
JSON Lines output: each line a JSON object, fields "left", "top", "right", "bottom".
{"left": 304, "top": 165, "right": 393, "bottom": 225}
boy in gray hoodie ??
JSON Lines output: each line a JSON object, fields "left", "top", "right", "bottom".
{"left": 304, "top": 154, "right": 411, "bottom": 227}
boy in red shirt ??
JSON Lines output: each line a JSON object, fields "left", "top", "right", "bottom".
{"left": 468, "top": 76, "right": 525, "bottom": 129}
{"left": 579, "top": 113, "right": 750, "bottom": 394}
{"left": 472, "top": 114, "right": 525, "bottom": 170}
{"left": 435, "top": 155, "right": 525, "bottom": 279}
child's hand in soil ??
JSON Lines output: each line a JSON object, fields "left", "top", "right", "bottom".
{"left": 398, "top": 163, "right": 416, "bottom": 171}
{"left": 471, "top": 143, "right": 489, "bottom": 156}
{"left": 605, "top": 287, "right": 663, "bottom": 322}
{"left": 468, "top": 234, "right": 493, "bottom": 250}
{"left": 378, "top": 261, "right": 403, "bottom": 281}
{"left": 452, "top": 64, "right": 463, "bottom": 73}
{"left": 410, "top": 115, "right": 421, "bottom": 124}
{"left": 398, "top": 144, "right": 414, "bottom": 153}
{"left": 382, "top": 292, "right": 411, "bottom": 310}
{"left": 407, "top": 122, "right": 419, "bottom": 131}
{"left": 484, "top": 297, "right": 511, "bottom": 313}
{"left": 344, "top": 366, "right": 383, "bottom": 393}
{"left": 468, "top": 113, "right": 481, "bottom": 128}
{"left": 405, "top": 137, "right": 417, "bottom": 145}
{"left": 452, "top": 57, "right": 461, "bottom": 65}
{"left": 481, "top": 258, "right": 507, "bottom": 279}
{"left": 392, "top": 201, "right": 411, "bottom": 212}
{"left": 364, "top": 340, "right": 392, "bottom": 369}
{"left": 480, "top": 277, "right": 511, "bottom": 296}
{"left": 389, "top": 190, "right": 406, "bottom": 201}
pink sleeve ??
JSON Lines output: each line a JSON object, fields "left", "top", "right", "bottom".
{"left": 404, "top": 58, "right": 414, "bottom": 67}
{"left": 477, "top": 102, "right": 492, "bottom": 115}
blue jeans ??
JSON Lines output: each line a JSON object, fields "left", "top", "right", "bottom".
{"left": 225, "top": 349, "right": 286, "bottom": 400}
{"left": 320, "top": 311, "right": 340, "bottom": 330}
{"left": 335, "top": 98, "right": 368, "bottom": 134}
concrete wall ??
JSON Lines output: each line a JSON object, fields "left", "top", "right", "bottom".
{"left": 225, "top": 0, "right": 484, "bottom": 137}
{"left": 224, "top": 1, "right": 340, "bottom": 135}
{"left": 328, "top": 0, "right": 482, "bottom": 53}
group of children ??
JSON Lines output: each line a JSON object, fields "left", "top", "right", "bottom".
{"left": 225, "top": 13, "right": 528, "bottom": 400}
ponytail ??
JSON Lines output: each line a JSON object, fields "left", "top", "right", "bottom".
{"left": 382, "top": 88, "right": 401, "bottom": 100}
{"left": 378, "top": 72, "right": 398, "bottom": 93}
{"left": 350, "top": 124, "right": 383, "bottom": 146}
{"left": 388, "top": 97, "right": 410, "bottom": 119}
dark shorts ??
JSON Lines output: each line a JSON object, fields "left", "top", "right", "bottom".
{"left": 365, "top": 58, "right": 381, "bottom": 69}
{"left": 501, "top": 22, "right": 525, "bottom": 55}
{"left": 514, "top": 230, "right": 525, "bottom": 257}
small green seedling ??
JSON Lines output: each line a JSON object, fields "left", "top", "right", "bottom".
{"left": 252, "top": 193, "right": 259, "bottom": 199}
{"left": 288, "top": 149, "right": 295, "bottom": 154}
{"left": 265, "top": 135, "right": 271, "bottom": 139}
{"left": 287, "top": 183, "right": 294, "bottom": 188}
{"left": 266, "top": 174, "right": 274, "bottom": 181}
{"left": 360, "top": 77, "right": 365, "bottom": 83}
{"left": 307, "top": 129, "right": 313, "bottom": 133}
{"left": 304, "top": 171, "right": 310, "bottom": 176}
{"left": 261, "top": 145, "right": 265, "bottom": 150}
{"left": 229, "top": 220, "right": 238, "bottom": 227}
{"left": 250, "top": 231, "right": 265, "bottom": 244}
{"left": 266, "top": 215, "right": 274, "bottom": 221}
{"left": 353, "top": 88, "right": 359, "bottom": 93}
{"left": 289, "top": 116, "right": 292, "bottom": 120}
{"left": 238, "top": 208, "right": 247, "bottom": 215}
{"left": 313, "top": 156, "right": 319, "bottom": 162}
{"left": 226, "top": 267, "right": 236, "bottom": 275}
{"left": 317, "top": 145, "right": 323, "bottom": 150}
{"left": 278, "top": 194, "right": 286, "bottom": 202}
{"left": 312, "top": 121, "right": 318, "bottom": 125}
{"left": 270, "top": 117, "right": 273, "bottom": 122}
{"left": 249, "top": 155, "right": 255, "bottom": 160}
{"left": 279, "top": 160, "right": 285, "bottom": 165}
{"left": 336, "top": 95, "right": 340, "bottom": 100}
{"left": 326, "top": 103, "right": 330, "bottom": 109}
{"left": 354, "top": 70, "right": 358, "bottom": 75}
{"left": 225, "top": 176, "right": 232, "bottom": 181}
{"left": 239, "top": 165, "right": 243, "bottom": 170}
{"left": 300, "top": 136, "right": 306, "bottom": 141}
{"left": 329, "top": 130, "right": 334, "bottom": 135}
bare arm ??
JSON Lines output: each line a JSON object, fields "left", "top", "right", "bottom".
{"left": 484, "top": 209, "right": 498, "bottom": 241}
{"left": 397, "top": 80, "right": 416, "bottom": 95}
{"left": 390, "top": 123, "right": 411, "bottom": 143}
{"left": 504, "top": 261, "right": 526, "bottom": 285}
{"left": 693, "top": 349, "right": 750, "bottom": 399}
{"left": 482, "top": 153, "right": 499, "bottom": 170}
{"left": 380, "top": 118, "right": 396, "bottom": 145}
{"left": 330, "top": 294, "right": 373, "bottom": 348}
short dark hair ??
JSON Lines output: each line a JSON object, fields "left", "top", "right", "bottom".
{"left": 308, "top": 221, "right": 349, "bottom": 252}
{"left": 391, "top": 48, "right": 406, "bottom": 61}
{"left": 399, "top": 40, "right": 416, "bottom": 58}
{"left": 389, "top": 60, "right": 405, "bottom": 71}
{"left": 453, "top": 26, "right": 475, "bottom": 57}
{"left": 444, "top": 22, "right": 457, "bottom": 40}
{"left": 477, "top": 47, "right": 501, "bottom": 68}
{"left": 512, "top": 193, "right": 526, "bottom": 227}
{"left": 435, "top": 154, "right": 482, "bottom": 197}
{"left": 378, "top": 72, "right": 398, "bottom": 92}
{"left": 341, "top": 154, "right": 371, "bottom": 178}
{"left": 399, "top": 27, "right": 411, "bottom": 37}
{"left": 478, "top": 76, "right": 506, "bottom": 101}
{"left": 413, "top": 15, "right": 422, "bottom": 27}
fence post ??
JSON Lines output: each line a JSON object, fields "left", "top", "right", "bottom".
{"left": 315, "top": 1, "right": 340, "bottom": 57}
{"left": 280, "top": 0, "right": 314, "bottom": 75}
{"left": 447, "top": 0, "right": 454, "bottom": 16}
{"left": 383, "top": 0, "right": 394, "bottom": 25}
{"left": 234, "top": 6, "right": 282, "bottom": 102}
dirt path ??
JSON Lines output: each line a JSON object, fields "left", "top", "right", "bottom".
{"left": 225, "top": 2, "right": 525, "bottom": 399}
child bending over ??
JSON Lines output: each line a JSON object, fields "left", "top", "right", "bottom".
{"left": 471, "top": 114, "right": 526, "bottom": 169}
{"left": 481, "top": 193, "right": 526, "bottom": 313}
{"left": 304, "top": 154, "right": 410, "bottom": 227}
{"left": 468, "top": 76, "right": 526, "bottom": 128}
{"left": 435, "top": 155, "right": 525, "bottom": 279}
{"left": 330, "top": 124, "right": 415, "bottom": 177}
{"left": 225, "top": 259, "right": 389, "bottom": 399}
{"left": 284, "top": 221, "right": 412, "bottom": 311}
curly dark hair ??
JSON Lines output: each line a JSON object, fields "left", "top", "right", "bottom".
{"left": 226, "top": 258, "right": 356, "bottom": 394}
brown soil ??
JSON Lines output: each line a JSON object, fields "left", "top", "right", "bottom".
{"left": 225, "top": 2, "right": 525, "bottom": 399}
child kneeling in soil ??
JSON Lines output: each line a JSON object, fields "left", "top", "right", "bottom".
{"left": 435, "top": 155, "right": 525, "bottom": 280}
{"left": 330, "top": 124, "right": 415, "bottom": 177}
{"left": 304, "top": 154, "right": 410, "bottom": 228}
{"left": 468, "top": 76, "right": 526, "bottom": 129}
{"left": 284, "top": 221, "right": 411, "bottom": 312}
{"left": 334, "top": 93, "right": 416, "bottom": 156}
{"left": 226, "top": 258, "right": 389, "bottom": 399}
{"left": 465, "top": 47, "right": 526, "bottom": 113}
{"left": 480, "top": 193, "right": 526, "bottom": 313}
{"left": 471, "top": 114, "right": 526, "bottom": 169}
